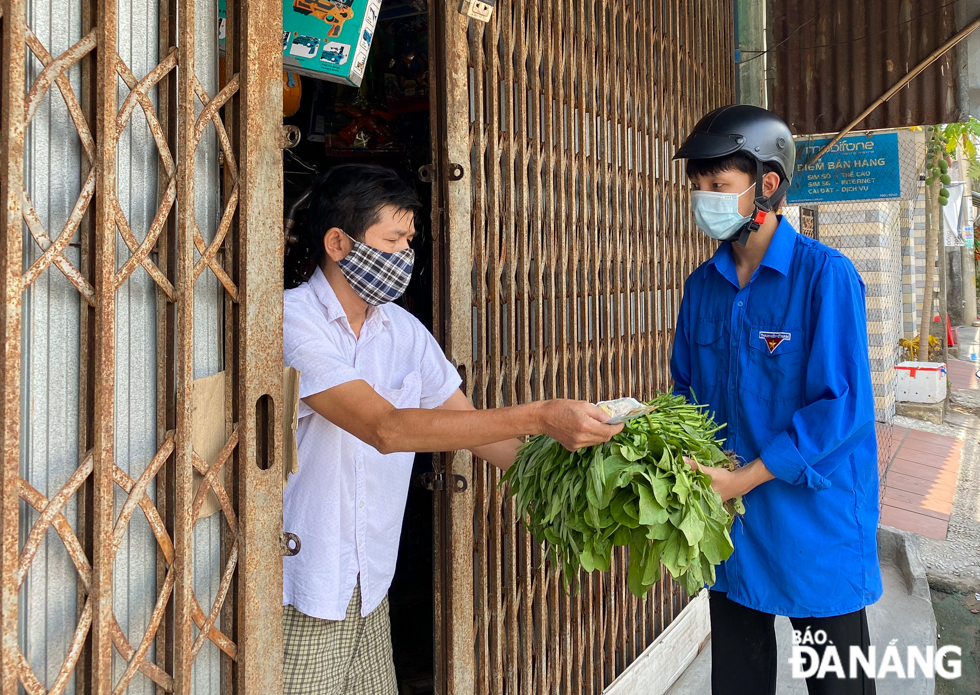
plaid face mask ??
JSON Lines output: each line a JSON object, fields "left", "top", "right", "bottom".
{"left": 337, "top": 235, "right": 415, "bottom": 306}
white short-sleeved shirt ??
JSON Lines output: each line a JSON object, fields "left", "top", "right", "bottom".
{"left": 282, "top": 267, "right": 461, "bottom": 620}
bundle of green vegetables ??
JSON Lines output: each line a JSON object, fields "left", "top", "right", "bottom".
{"left": 500, "top": 394, "right": 744, "bottom": 599}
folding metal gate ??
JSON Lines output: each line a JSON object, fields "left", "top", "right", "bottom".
{"left": 0, "top": 0, "right": 284, "bottom": 692}
{"left": 432, "top": 2, "right": 734, "bottom": 693}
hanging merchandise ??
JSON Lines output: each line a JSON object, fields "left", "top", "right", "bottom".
{"left": 334, "top": 97, "right": 396, "bottom": 150}
{"left": 382, "top": 18, "right": 429, "bottom": 105}
{"left": 283, "top": 72, "right": 303, "bottom": 117}
{"left": 218, "top": 1, "right": 229, "bottom": 86}
{"left": 283, "top": 0, "right": 382, "bottom": 87}
{"left": 219, "top": 1, "right": 227, "bottom": 46}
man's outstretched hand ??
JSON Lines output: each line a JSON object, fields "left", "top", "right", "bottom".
{"left": 536, "top": 400, "right": 624, "bottom": 451}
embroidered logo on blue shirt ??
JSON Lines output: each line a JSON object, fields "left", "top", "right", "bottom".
{"left": 759, "top": 330, "right": 792, "bottom": 354}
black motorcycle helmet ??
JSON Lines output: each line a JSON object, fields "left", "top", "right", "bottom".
{"left": 674, "top": 105, "right": 796, "bottom": 246}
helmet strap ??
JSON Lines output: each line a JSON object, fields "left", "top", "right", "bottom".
{"left": 735, "top": 159, "right": 791, "bottom": 247}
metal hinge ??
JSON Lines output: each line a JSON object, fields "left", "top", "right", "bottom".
{"left": 447, "top": 163, "right": 465, "bottom": 181}
{"left": 280, "top": 531, "right": 301, "bottom": 557}
{"left": 418, "top": 163, "right": 465, "bottom": 183}
{"left": 279, "top": 125, "right": 301, "bottom": 149}
{"left": 418, "top": 471, "right": 468, "bottom": 493}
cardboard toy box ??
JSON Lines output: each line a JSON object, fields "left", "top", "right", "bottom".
{"left": 282, "top": 0, "right": 382, "bottom": 87}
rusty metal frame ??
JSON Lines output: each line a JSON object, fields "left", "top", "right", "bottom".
{"left": 433, "top": 2, "right": 734, "bottom": 692}
{"left": 0, "top": 0, "right": 284, "bottom": 691}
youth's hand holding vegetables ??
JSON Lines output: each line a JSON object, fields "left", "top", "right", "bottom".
{"left": 686, "top": 456, "right": 774, "bottom": 502}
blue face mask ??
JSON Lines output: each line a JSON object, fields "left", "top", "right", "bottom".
{"left": 690, "top": 184, "right": 755, "bottom": 241}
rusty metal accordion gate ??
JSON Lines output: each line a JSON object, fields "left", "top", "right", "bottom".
{"left": 434, "top": 2, "right": 734, "bottom": 693}
{"left": 1, "top": 0, "right": 285, "bottom": 693}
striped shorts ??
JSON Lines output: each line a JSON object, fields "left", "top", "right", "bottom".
{"left": 282, "top": 582, "right": 397, "bottom": 695}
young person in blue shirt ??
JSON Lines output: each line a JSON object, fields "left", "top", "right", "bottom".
{"left": 670, "top": 105, "right": 881, "bottom": 695}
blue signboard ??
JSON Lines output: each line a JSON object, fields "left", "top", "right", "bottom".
{"left": 787, "top": 133, "right": 901, "bottom": 204}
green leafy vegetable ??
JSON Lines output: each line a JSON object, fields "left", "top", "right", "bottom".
{"left": 500, "top": 393, "right": 745, "bottom": 599}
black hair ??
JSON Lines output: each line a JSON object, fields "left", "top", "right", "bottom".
{"left": 685, "top": 152, "right": 787, "bottom": 207}
{"left": 285, "top": 164, "right": 422, "bottom": 288}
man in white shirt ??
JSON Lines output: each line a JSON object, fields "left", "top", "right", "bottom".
{"left": 282, "top": 164, "right": 622, "bottom": 694}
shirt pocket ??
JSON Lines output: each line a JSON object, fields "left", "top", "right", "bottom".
{"left": 373, "top": 370, "right": 423, "bottom": 409}
{"left": 744, "top": 325, "right": 805, "bottom": 402}
{"left": 693, "top": 319, "right": 727, "bottom": 389}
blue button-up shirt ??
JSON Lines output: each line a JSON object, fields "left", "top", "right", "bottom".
{"left": 670, "top": 217, "right": 882, "bottom": 618}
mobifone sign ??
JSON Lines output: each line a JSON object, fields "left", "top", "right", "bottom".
{"left": 787, "top": 133, "right": 902, "bottom": 205}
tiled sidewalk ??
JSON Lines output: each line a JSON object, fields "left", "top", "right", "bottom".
{"left": 879, "top": 426, "right": 964, "bottom": 540}
{"left": 946, "top": 358, "right": 979, "bottom": 390}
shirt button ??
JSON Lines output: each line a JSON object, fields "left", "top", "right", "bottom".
{"left": 737, "top": 301, "right": 744, "bottom": 307}
{"left": 359, "top": 501, "right": 365, "bottom": 509}
{"left": 357, "top": 461, "right": 363, "bottom": 470}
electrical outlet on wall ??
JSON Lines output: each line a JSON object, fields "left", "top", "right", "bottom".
{"left": 459, "top": 0, "right": 495, "bottom": 22}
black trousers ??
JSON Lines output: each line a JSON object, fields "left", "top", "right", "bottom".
{"left": 709, "top": 591, "right": 876, "bottom": 695}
